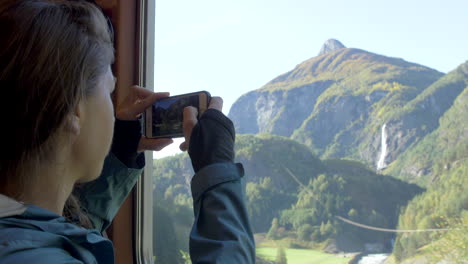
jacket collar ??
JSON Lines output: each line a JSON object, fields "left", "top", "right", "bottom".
{"left": 0, "top": 193, "right": 27, "bottom": 218}
{"left": 0, "top": 194, "right": 114, "bottom": 264}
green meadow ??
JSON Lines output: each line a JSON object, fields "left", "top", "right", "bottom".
{"left": 256, "top": 247, "right": 352, "bottom": 264}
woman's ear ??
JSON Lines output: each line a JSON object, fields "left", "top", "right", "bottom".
{"left": 68, "top": 114, "right": 80, "bottom": 136}
{"left": 67, "top": 102, "right": 84, "bottom": 136}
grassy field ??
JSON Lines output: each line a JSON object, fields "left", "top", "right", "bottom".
{"left": 256, "top": 247, "right": 352, "bottom": 264}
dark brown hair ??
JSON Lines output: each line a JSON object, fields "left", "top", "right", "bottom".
{"left": 0, "top": 0, "right": 114, "bottom": 228}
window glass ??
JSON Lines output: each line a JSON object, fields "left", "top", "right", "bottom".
{"left": 152, "top": 0, "right": 468, "bottom": 263}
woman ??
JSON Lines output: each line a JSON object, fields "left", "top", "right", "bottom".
{"left": 0, "top": 1, "right": 255, "bottom": 263}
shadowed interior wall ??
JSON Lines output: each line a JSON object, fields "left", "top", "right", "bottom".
{"left": 96, "top": 1, "right": 139, "bottom": 263}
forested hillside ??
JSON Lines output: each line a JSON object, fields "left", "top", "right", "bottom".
{"left": 152, "top": 134, "right": 423, "bottom": 262}
{"left": 390, "top": 75, "right": 468, "bottom": 262}
{"left": 385, "top": 62, "right": 468, "bottom": 185}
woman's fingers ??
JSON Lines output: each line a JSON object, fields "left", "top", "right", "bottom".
{"left": 180, "top": 106, "right": 198, "bottom": 151}
{"left": 115, "top": 85, "right": 169, "bottom": 120}
{"left": 131, "top": 85, "right": 154, "bottom": 98}
{"left": 131, "top": 85, "right": 169, "bottom": 116}
{"left": 137, "top": 137, "right": 173, "bottom": 152}
{"left": 208, "top": 96, "right": 223, "bottom": 112}
{"left": 179, "top": 97, "right": 224, "bottom": 151}
{"left": 132, "top": 85, "right": 170, "bottom": 104}
{"left": 131, "top": 91, "right": 169, "bottom": 116}
{"left": 179, "top": 141, "right": 188, "bottom": 152}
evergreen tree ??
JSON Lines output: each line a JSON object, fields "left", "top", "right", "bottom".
{"left": 153, "top": 205, "right": 179, "bottom": 264}
{"left": 180, "top": 250, "right": 192, "bottom": 264}
{"left": 267, "top": 218, "right": 279, "bottom": 240}
{"left": 297, "top": 224, "right": 313, "bottom": 241}
{"left": 275, "top": 247, "right": 288, "bottom": 264}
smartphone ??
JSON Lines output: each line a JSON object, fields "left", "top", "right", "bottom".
{"left": 144, "top": 91, "right": 211, "bottom": 138}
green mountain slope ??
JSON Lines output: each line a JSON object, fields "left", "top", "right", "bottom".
{"left": 279, "top": 158, "right": 423, "bottom": 251}
{"left": 235, "top": 134, "right": 325, "bottom": 192}
{"left": 152, "top": 133, "right": 325, "bottom": 196}
{"left": 263, "top": 47, "right": 438, "bottom": 93}
{"left": 152, "top": 134, "right": 422, "bottom": 252}
{"left": 385, "top": 62, "right": 468, "bottom": 184}
{"left": 229, "top": 40, "right": 445, "bottom": 172}
{"left": 392, "top": 158, "right": 468, "bottom": 262}
{"left": 384, "top": 63, "right": 468, "bottom": 262}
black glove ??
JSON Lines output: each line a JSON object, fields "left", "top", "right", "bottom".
{"left": 111, "top": 119, "right": 145, "bottom": 169}
{"left": 188, "top": 109, "right": 235, "bottom": 173}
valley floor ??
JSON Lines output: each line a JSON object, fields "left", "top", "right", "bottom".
{"left": 256, "top": 247, "right": 352, "bottom": 264}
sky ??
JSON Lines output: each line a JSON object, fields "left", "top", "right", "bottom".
{"left": 153, "top": 0, "right": 468, "bottom": 158}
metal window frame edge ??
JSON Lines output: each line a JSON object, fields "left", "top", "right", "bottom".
{"left": 135, "top": 0, "right": 156, "bottom": 263}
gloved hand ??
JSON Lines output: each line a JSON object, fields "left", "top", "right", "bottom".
{"left": 179, "top": 97, "right": 235, "bottom": 173}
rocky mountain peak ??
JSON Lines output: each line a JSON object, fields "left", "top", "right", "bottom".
{"left": 318, "top": 39, "right": 346, "bottom": 56}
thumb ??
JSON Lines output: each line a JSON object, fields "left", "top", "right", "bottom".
{"left": 138, "top": 137, "right": 173, "bottom": 152}
{"left": 132, "top": 92, "right": 167, "bottom": 116}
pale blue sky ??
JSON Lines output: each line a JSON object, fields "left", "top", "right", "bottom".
{"left": 153, "top": 0, "right": 468, "bottom": 158}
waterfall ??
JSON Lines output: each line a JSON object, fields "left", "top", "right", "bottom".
{"left": 358, "top": 254, "right": 389, "bottom": 264}
{"left": 377, "top": 123, "right": 388, "bottom": 170}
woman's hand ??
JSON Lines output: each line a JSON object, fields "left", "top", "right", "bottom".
{"left": 179, "top": 97, "right": 223, "bottom": 151}
{"left": 180, "top": 97, "right": 236, "bottom": 172}
{"left": 115, "top": 85, "right": 167, "bottom": 120}
{"left": 114, "top": 85, "right": 173, "bottom": 152}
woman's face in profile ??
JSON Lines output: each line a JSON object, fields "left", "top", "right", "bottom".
{"left": 74, "top": 66, "right": 116, "bottom": 183}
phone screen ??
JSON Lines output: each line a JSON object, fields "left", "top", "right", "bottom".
{"left": 151, "top": 94, "right": 200, "bottom": 137}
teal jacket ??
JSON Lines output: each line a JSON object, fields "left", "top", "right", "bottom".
{"left": 0, "top": 154, "right": 255, "bottom": 263}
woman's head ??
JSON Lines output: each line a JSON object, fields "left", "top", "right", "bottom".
{"left": 0, "top": 0, "right": 115, "bottom": 194}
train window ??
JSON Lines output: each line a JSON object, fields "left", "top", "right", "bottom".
{"left": 135, "top": 1, "right": 156, "bottom": 264}
{"left": 149, "top": 0, "right": 467, "bottom": 264}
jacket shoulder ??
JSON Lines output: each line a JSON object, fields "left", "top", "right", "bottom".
{"left": 0, "top": 247, "right": 84, "bottom": 264}
{"left": 0, "top": 227, "right": 92, "bottom": 264}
